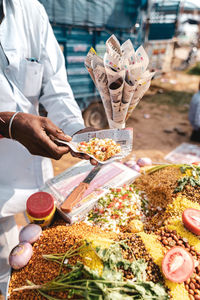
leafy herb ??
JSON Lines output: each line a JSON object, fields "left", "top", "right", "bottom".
{"left": 14, "top": 240, "right": 169, "bottom": 300}
{"left": 146, "top": 164, "right": 200, "bottom": 193}
{"left": 174, "top": 165, "right": 200, "bottom": 193}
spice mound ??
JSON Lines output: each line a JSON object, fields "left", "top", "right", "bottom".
{"left": 134, "top": 164, "right": 200, "bottom": 230}
{"left": 77, "top": 137, "right": 121, "bottom": 161}
{"left": 8, "top": 163, "right": 200, "bottom": 300}
{"left": 9, "top": 222, "right": 169, "bottom": 300}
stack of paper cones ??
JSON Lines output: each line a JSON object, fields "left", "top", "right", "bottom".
{"left": 85, "top": 35, "right": 154, "bottom": 129}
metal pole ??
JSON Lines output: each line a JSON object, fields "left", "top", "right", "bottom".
{"left": 144, "top": 0, "right": 152, "bottom": 45}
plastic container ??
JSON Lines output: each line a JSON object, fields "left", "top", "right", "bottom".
{"left": 26, "top": 192, "right": 56, "bottom": 228}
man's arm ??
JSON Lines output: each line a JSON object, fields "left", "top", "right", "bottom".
{"left": 35, "top": 5, "right": 97, "bottom": 165}
{"left": 0, "top": 112, "right": 71, "bottom": 160}
{"left": 38, "top": 4, "right": 85, "bottom": 136}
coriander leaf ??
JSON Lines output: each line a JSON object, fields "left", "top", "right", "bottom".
{"left": 130, "top": 259, "right": 147, "bottom": 281}
{"left": 101, "top": 265, "right": 123, "bottom": 281}
{"left": 104, "top": 291, "right": 133, "bottom": 300}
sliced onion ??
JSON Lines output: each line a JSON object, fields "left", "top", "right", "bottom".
{"left": 9, "top": 242, "right": 33, "bottom": 270}
{"left": 19, "top": 224, "right": 42, "bottom": 244}
{"left": 137, "top": 157, "right": 152, "bottom": 167}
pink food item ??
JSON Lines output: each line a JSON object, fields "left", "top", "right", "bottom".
{"left": 9, "top": 242, "right": 33, "bottom": 270}
{"left": 137, "top": 157, "right": 152, "bottom": 167}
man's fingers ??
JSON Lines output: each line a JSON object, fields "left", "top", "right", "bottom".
{"left": 39, "top": 131, "right": 71, "bottom": 159}
{"left": 71, "top": 151, "right": 98, "bottom": 165}
{"left": 82, "top": 153, "right": 91, "bottom": 160}
{"left": 90, "top": 158, "right": 98, "bottom": 165}
{"left": 71, "top": 151, "right": 89, "bottom": 159}
{"left": 44, "top": 118, "right": 72, "bottom": 142}
{"left": 48, "top": 134, "right": 70, "bottom": 150}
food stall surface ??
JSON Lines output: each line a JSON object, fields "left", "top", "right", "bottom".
{"left": 7, "top": 163, "right": 200, "bottom": 300}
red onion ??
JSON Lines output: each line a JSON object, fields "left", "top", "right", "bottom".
{"left": 131, "top": 164, "right": 141, "bottom": 172}
{"left": 124, "top": 160, "right": 137, "bottom": 168}
{"left": 9, "top": 242, "right": 33, "bottom": 270}
{"left": 19, "top": 224, "right": 42, "bottom": 244}
{"left": 137, "top": 157, "right": 152, "bottom": 167}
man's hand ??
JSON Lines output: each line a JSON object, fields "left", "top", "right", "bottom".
{"left": 0, "top": 112, "right": 71, "bottom": 160}
{"left": 71, "top": 127, "right": 99, "bottom": 166}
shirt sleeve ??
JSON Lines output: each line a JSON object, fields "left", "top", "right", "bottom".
{"left": 38, "top": 5, "right": 85, "bottom": 136}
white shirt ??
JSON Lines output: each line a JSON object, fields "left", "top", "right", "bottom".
{"left": 0, "top": 0, "right": 85, "bottom": 217}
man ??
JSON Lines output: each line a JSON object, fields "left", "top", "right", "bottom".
{"left": 189, "top": 81, "right": 200, "bottom": 142}
{"left": 0, "top": 0, "right": 96, "bottom": 296}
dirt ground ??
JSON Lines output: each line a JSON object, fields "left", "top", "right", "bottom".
{"left": 52, "top": 70, "right": 200, "bottom": 175}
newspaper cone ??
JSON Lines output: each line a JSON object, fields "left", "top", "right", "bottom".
{"left": 128, "top": 46, "right": 150, "bottom": 81}
{"left": 121, "top": 76, "right": 137, "bottom": 123}
{"left": 106, "top": 34, "right": 122, "bottom": 58}
{"left": 135, "top": 45, "right": 149, "bottom": 70}
{"left": 91, "top": 55, "right": 113, "bottom": 122}
{"left": 104, "top": 65, "right": 125, "bottom": 123}
{"left": 85, "top": 36, "right": 154, "bottom": 129}
{"left": 84, "top": 47, "right": 97, "bottom": 85}
{"left": 121, "top": 39, "right": 136, "bottom": 65}
{"left": 126, "top": 71, "right": 155, "bottom": 120}
{"left": 104, "top": 35, "right": 125, "bottom": 125}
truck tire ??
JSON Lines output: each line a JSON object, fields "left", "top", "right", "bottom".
{"left": 83, "top": 102, "right": 108, "bottom": 129}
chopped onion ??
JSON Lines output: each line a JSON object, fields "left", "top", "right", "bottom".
{"left": 137, "top": 157, "right": 152, "bottom": 167}
{"left": 9, "top": 242, "right": 33, "bottom": 270}
{"left": 19, "top": 224, "right": 42, "bottom": 244}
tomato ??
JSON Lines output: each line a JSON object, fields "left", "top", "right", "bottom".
{"left": 111, "top": 214, "right": 119, "bottom": 219}
{"left": 182, "top": 208, "right": 200, "bottom": 235}
{"left": 192, "top": 162, "right": 200, "bottom": 165}
{"left": 107, "top": 202, "right": 114, "bottom": 208}
{"left": 162, "top": 247, "right": 194, "bottom": 283}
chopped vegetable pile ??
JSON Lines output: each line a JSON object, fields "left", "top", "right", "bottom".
{"left": 77, "top": 137, "right": 121, "bottom": 161}
{"left": 85, "top": 184, "right": 146, "bottom": 233}
{"left": 9, "top": 164, "right": 200, "bottom": 300}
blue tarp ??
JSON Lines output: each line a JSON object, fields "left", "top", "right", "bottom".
{"left": 39, "top": 0, "right": 147, "bottom": 29}
{"left": 148, "top": 23, "right": 176, "bottom": 40}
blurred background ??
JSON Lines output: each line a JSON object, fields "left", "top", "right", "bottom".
{"left": 37, "top": 0, "right": 200, "bottom": 172}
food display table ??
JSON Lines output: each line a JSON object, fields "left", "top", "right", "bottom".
{"left": 7, "top": 163, "right": 200, "bottom": 300}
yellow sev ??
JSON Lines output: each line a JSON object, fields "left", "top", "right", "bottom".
{"left": 166, "top": 195, "right": 200, "bottom": 252}
{"left": 167, "top": 219, "right": 200, "bottom": 252}
{"left": 138, "top": 232, "right": 190, "bottom": 300}
{"left": 80, "top": 236, "right": 113, "bottom": 276}
{"left": 80, "top": 244, "right": 104, "bottom": 276}
{"left": 166, "top": 195, "right": 200, "bottom": 219}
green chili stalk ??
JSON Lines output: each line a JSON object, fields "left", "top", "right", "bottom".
{"left": 146, "top": 164, "right": 195, "bottom": 174}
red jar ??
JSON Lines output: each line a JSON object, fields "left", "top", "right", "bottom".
{"left": 26, "top": 192, "right": 56, "bottom": 227}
